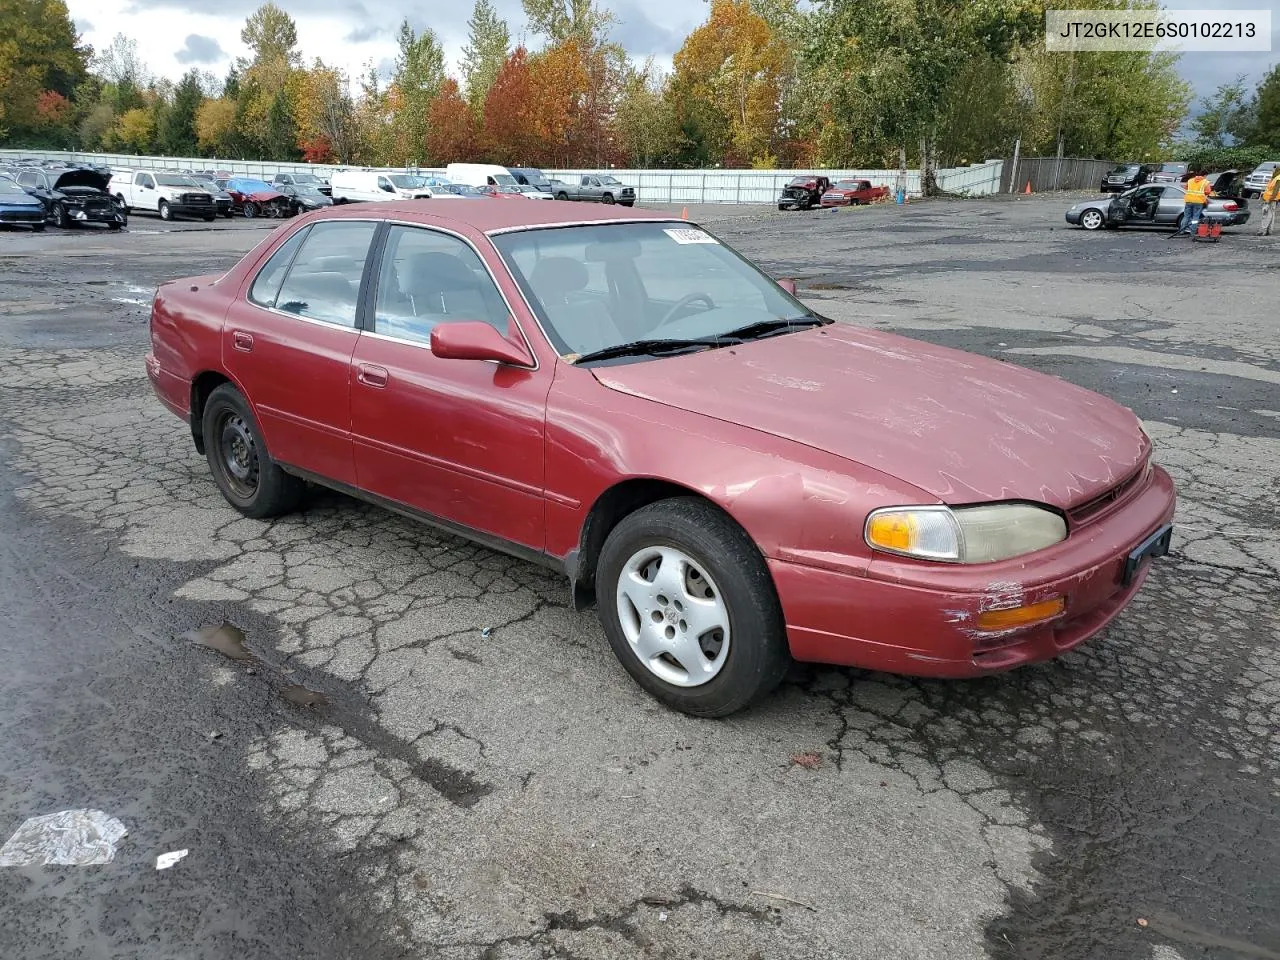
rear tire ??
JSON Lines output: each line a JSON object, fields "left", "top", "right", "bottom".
{"left": 202, "top": 384, "right": 305, "bottom": 519}
{"left": 556, "top": 192, "right": 569, "bottom": 201}
{"left": 595, "top": 497, "right": 790, "bottom": 717}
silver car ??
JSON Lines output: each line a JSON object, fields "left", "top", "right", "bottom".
{"left": 1066, "top": 182, "right": 1249, "bottom": 231}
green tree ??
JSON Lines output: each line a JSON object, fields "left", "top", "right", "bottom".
{"left": 388, "top": 19, "right": 445, "bottom": 164}
{"left": 614, "top": 61, "right": 676, "bottom": 166}
{"left": 1249, "top": 65, "right": 1280, "bottom": 148}
{"left": 461, "top": 0, "right": 510, "bottom": 113}
{"left": 78, "top": 101, "right": 114, "bottom": 149}
{"left": 522, "top": 0, "right": 613, "bottom": 45}
{"left": 161, "top": 69, "right": 204, "bottom": 154}
{"left": 808, "top": 0, "right": 1040, "bottom": 191}
{"left": 1189, "top": 77, "right": 1254, "bottom": 148}
{"left": 241, "top": 2, "right": 300, "bottom": 66}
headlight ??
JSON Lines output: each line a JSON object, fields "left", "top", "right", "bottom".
{"left": 866, "top": 504, "right": 1067, "bottom": 563}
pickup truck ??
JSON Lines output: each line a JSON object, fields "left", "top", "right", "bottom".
{"left": 819, "top": 178, "right": 890, "bottom": 207}
{"left": 551, "top": 174, "right": 636, "bottom": 206}
{"left": 777, "top": 175, "right": 829, "bottom": 210}
{"left": 108, "top": 169, "right": 217, "bottom": 221}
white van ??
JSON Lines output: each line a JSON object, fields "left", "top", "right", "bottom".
{"left": 330, "top": 170, "right": 435, "bottom": 203}
{"left": 445, "top": 163, "right": 519, "bottom": 189}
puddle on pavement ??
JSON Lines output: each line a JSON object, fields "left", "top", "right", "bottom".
{"left": 189, "top": 622, "right": 253, "bottom": 660}
{"left": 280, "top": 685, "right": 328, "bottom": 708}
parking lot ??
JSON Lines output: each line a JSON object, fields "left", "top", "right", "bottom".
{"left": 0, "top": 194, "right": 1276, "bottom": 960}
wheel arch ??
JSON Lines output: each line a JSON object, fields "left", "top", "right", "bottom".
{"left": 566, "top": 477, "right": 769, "bottom": 611}
{"left": 189, "top": 370, "right": 234, "bottom": 453}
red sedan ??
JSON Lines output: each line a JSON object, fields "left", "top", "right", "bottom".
{"left": 146, "top": 202, "right": 1175, "bottom": 716}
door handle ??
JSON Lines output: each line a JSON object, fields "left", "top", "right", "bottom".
{"left": 232, "top": 330, "right": 254, "bottom": 352}
{"left": 357, "top": 363, "right": 389, "bottom": 388}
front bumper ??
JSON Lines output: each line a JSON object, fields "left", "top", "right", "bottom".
{"left": 1065, "top": 211, "right": 1082, "bottom": 224}
{"left": 169, "top": 203, "right": 216, "bottom": 216}
{"left": 0, "top": 207, "right": 45, "bottom": 224}
{"left": 68, "top": 205, "right": 125, "bottom": 224}
{"left": 769, "top": 465, "right": 1176, "bottom": 677}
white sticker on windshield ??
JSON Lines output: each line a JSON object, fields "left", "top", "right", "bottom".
{"left": 663, "top": 228, "right": 719, "bottom": 245}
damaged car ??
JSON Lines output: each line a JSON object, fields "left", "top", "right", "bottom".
{"left": 12, "top": 166, "right": 126, "bottom": 229}
{"left": 145, "top": 203, "right": 1176, "bottom": 718}
{"left": 218, "top": 177, "right": 295, "bottom": 219}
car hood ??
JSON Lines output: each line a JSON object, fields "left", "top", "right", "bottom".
{"left": 0, "top": 192, "right": 43, "bottom": 206}
{"left": 53, "top": 168, "right": 110, "bottom": 192}
{"left": 590, "top": 324, "right": 1148, "bottom": 509}
{"left": 242, "top": 190, "right": 284, "bottom": 201}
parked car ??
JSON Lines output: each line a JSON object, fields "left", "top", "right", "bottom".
{"left": 479, "top": 184, "right": 528, "bottom": 199}
{"left": 273, "top": 171, "right": 332, "bottom": 197}
{"left": 433, "top": 183, "right": 491, "bottom": 199}
{"left": 777, "top": 175, "right": 830, "bottom": 210}
{"left": 1099, "top": 163, "right": 1154, "bottom": 192}
{"left": 145, "top": 201, "right": 1175, "bottom": 717}
{"left": 189, "top": 175, "right": 235, "bottom": 218}
{"left": 108, "top": 169, "right": 216, "bottom": 221}
{"left": 550, "top": 174, "right": 636, "bottom": 205}
{"left": 509, "top": 167, "right": 555, "bottom": 194}
{"left": 277, "top": 182, "right": 334, "bottom": 213}
{"left": 1147, "top": 162, "right": 1189, "bottom": 185}
{"left": 819, "top": 178, "right": 890, "bottom": 207}
{"left": 218, "top": 178, "right": 295, "bottom": 218}
{"left": 330, "top": 170, "right": 435, "bottom": 203}
{"left": 1242, "top": 161, "right": 1280, "bottom": 198}
{"left": 1065, "top": 182, "right": 1249, "bottom": 231}
{"left": 0, "top": 175, "right": 46, "bottom": 231}
{"left": 10, "top": 166, "right": 126, "bottom": 229}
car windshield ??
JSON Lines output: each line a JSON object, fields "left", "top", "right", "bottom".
{"left": 494, "top": 222, "right": 818, "bottom": 361}
{"left": 1159, "top": 163, "right": 1187, "bottom": 173}
{"left": 834, "top": 180, "right": 863, "bottom": 189}
{"left": 0, "top": 178, "right": 29, "bottom": 196}
{"left": 156, "top": 174, "right": 198, "bottom": 187}
{"left": 598, "top": 176, "right": 622, "bottom": 185}
{"left": 291, "top": 173, "right": 321, "bottom": 184}
{"left": 444, "top": 184, "right": 483, "bottom": 195}
{"left": 491, "top": 174, "right": 517, "bottom": 185}
{"left": 236, "top": 179, "right": 273, "bottom": 191}
{"left": 517, "top": 184, "right": 546, "bottom": 193}
{"left": 389, "top": 174, "right": 426, "bottom": 188}
{"left": 293, "top": 184, "right": 325, "bottom": 196}
{"left": 492, "top": 185, "right": 522, "bottom": 194}
{"left": 788, "top": 177, "right": 814, "bottom": 185}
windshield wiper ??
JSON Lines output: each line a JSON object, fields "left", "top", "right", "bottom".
{"left": 719, "top": 315, "right": 829, "bottom": 342}
{"left": 572, "top": 336, "right": 735, "bottom": 364}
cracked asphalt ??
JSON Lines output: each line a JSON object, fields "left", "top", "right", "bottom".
{"left": 0, "top": 195, "right": 1276, "bottom": 960}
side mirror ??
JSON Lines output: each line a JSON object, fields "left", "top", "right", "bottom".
{"left": 777, "top": 278, "right": 798, "bottom": 295}
{"left": 430, "top": 321, "right": 532, "bottom": 366}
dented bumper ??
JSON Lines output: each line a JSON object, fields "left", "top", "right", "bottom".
{"left": 769, "top": 465, "right": 1177, "bottom": 677}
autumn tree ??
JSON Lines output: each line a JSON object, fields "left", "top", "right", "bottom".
{"left": 195, "top": 97, "right": 236, "bottom": 154}
{"left": 483, "top": 48, "right": 540, "bottom": 163}
{"left": 461, "top": 0, "right": 510, "bottom": 113}
{"left": 0, "top": 0, "right": 90, "bottom": 143}
{"left": 671, "top": 0, "right": 786, "bottom": 166}
{"left": 288, "top": 61, "right": 355, "bottom": 162}
{"left": 111, "top": 106, "right": 154, "bottom": 152}
{"left": 426, "top": 79, "right": 478, "bottom": 164}
{"left": 614, "top": 62, "right": 677, "bottom": 167}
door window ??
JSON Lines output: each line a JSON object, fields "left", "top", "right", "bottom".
{"left": 17, "top": 171, "right": 38, "bottom": 188}
{"left": 377, "top": 176, "right": 394, "bottom": 192}
{"left": 249, "top": 227, "right": 310, "bottom": 308}
{"left": 372, "top": 226, "right": 509, "bottom": 344}
{"left": 271, "top": 220, "right": 378, "bottom": 327}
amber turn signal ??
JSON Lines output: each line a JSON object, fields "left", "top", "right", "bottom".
{"left": 975, "top": 596, "right": 1066, "bottom": 632}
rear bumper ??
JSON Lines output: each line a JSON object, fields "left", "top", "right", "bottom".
{"left": 769, "top": 465, "right": 1177, "bottom": 677}
{"left": 145, "top": 353, "right": 189, "bottom": 420}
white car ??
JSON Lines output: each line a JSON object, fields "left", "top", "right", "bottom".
{"left": 107, "top": 169, "right": 217, "bottom": 221}
{"left": 330, "top": 170, "right": 435, "bottom": 203}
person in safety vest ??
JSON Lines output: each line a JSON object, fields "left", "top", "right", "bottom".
{"left": 1258, "top": 168, "right": 1280, "bottom": 236}
{"left": 1171, "top": 170, "right": 1213, "bottom": 238}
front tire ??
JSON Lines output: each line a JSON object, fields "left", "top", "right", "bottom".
{"left": 53, "top": 203, "right": 70, "bottom": 228}
{"left": 158, "top": 200, "right": 172, "bottom": 221}
{"left": 602, "top": 193, "right": 615, "bottom": 205}
{"left": 202, "top": 384, "right": 305, "bottom": 519}
{"left": 243, "top": 201, "right": 259, "bottom": 219}
{"left": 1080, "top": 208, "right": 1105, "bottom": 230}
{"left": 596, "top": 498, "right": 790, "bottom": 717}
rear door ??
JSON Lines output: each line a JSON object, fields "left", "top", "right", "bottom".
{"left": 223, "top": 218, "right": 379, "bottom": 487}
{"left": 1155, "top": 186, "right": 1186, "bottom": 223}
{"left": 349, "top": 223, "right": 551, "bottom": 551}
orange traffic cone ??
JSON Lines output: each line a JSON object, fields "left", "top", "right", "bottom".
{"left": 1023, "top": 181, "right": 1032, "bottom": 194}
{"left": 681, "top": 206, "right": 688, "bottom": 220}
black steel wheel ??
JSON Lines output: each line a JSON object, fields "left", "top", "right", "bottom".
{"left": 202, "top": 384, "right": 305, "bottom": 518}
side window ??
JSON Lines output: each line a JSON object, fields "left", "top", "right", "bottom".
{"left": 373, "top": 226, "right": 509, "bottom": 344}
{"left": 249, "top": 227, "right": 309, "bottom": 308}
{"left": 377, "top": 176, "right": 392, "bottom": 191}
{"left": 273, "top": 221, "right": 378, "bottom": 327}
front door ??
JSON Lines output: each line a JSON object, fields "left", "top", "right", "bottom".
{"left": 350, "top": 224, "right": 551, "bottom": 552}
{"left": 223, "top": 218, "right": 379, "bottom": 487}
{"left": 134, "top": 171, "right": 158, "bottom": 211}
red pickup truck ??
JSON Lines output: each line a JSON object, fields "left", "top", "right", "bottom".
{"left": 820, "top": 178, "right": 890, "bottom": 207}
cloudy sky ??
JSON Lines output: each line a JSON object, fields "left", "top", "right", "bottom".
{"left": 68, "top": 0, "right": 1279, "bottom": 110}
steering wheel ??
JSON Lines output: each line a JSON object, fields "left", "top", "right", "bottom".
{"left": 656, "top": 292, "right": 716, "bottom": 330}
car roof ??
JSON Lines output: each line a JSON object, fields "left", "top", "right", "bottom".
{"left": 313, "top": 200, "right": 675, "bottom": 235}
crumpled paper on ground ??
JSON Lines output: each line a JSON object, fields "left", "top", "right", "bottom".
{"left": 0, "top": 810, "right": 128, "bottom": 866}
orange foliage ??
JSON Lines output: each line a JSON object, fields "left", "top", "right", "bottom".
{"left": 34, "top": 90, "right": 72, "bottom": 126}
{"left": 482, "top": 48, "right": 539, "bottom": 164}
{"left": 529, "top": 39, "right": 588, "bottom": 164}
{"left": 299, "top": 136, "right": 334, "bottom": 162}
{"left": 426, "top": 79, "right": 477, "bottom": 164}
